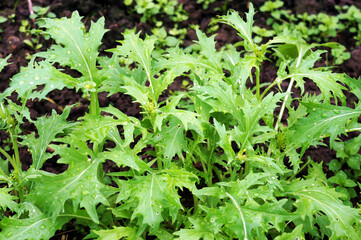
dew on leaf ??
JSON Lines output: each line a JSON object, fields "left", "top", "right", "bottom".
{"left": 321, "top": 113, "right": 328, "bottom": 118}
{"left": 6, "top": 232, "right": 13, "bottom": 237}
{"left": 67, "top": 50, "right": 71, "bottom": 55}
{"left": 82, "top": 190, "right": 90, "bottom": 195}
{"left": 333, "top": 109, "right": 340, "bottom": 114}
{"left": 34, "top": 76, "right": 40, "bottom": 80}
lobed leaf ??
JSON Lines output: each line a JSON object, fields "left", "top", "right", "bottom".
{"left": 22, "top": 106, "right": 75, "bottom": 170}
{"left": 28, "top": 145, "right": 109, "bottom": 223}
{"left": 212, "top": 4, "right": 255, "bottom": 51}
{"left": 284, "top": 179, "right": 361, "bottom": 239}
{"left": 116, "top": 167, "right": 197, "bottom": 233}
{"left": 37, "top": 11, "right": 108, "bottom": 86}
{"left": 93, "top": 226, "right": 138, "bottom": 240}
{"left": 0, "top": 187, "right": 18, "bottom": 212}
{"left": 0, "top": 210, "right": 71, "bottom": 240}
{"left": 285, "top": 102, "right": 361, "bottom": 169}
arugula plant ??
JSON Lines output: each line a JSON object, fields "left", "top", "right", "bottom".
{"left": 1, "top": 4, "right": 361, "bottom": 239}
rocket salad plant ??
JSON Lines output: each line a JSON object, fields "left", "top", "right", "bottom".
{"left": 1, "top": 4, "right": 361, "bottom": 239}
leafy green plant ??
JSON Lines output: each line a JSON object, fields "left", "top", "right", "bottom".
{"left": 125, "top": 0, "right": 187, "bottom": 24}
{"left": 256, "top": 0, "right": 361, "bottom": 65}
{"left": 1, "top": 4, "right": 361, "bottom": 239}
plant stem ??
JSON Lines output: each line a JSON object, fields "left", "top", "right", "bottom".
{"left": 90, "top": 91, "right": 100, "bottom": 116}
{"left": 267, "top": 77, "right": 295, "bottom": 157}
{"left": 255, "top": 66, "right": 261, "bottom": 100}
{"left": 0, "top": 147, "right": 15, "bottom": 168}
{"left": 274, "top": 77, "right": 295, "bottom": 133}
{"left": 288, "top": 157, "right": 311, "bottom": 181}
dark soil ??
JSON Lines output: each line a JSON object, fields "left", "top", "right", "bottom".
{"left": 1, "top": 0, "right": 361, "bottom": 239}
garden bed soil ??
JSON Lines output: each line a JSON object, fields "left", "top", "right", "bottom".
{"left": 1, "top": 0, "right": 361, "bottom": 239}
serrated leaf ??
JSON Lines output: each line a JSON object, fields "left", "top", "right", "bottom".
{"left": 116, "top": 167, "right": 197, "bottom": 232}
{"left": 0, "top": 210, "right": 70, "bottom": 240}
{"left": 100, "top": 149, "right": 151, "bottom": 173}
{"left": 277, "top": 47, "right": 347, "bottom": 102}
{"left": 284, "top": 179, "right": 361, "bottom": 239}
{"left": 285, "top": 102, "right": 361, "bottom": 165}
{"left": 274, "top": 225, "right": 305, "bottom": 240}
{"left": 0, "top": 187, "right": 18, "bottom": 212}
{"left": 93, "top": 226, "right": 137, "bottom": 240}
{"left": 173, "top": 217, "right": 215, "bottom": 240}
{"left": 345, "top": 75, "right": 361, "bottom": 99}
{"left": 156, "top": 117, "right": 188, "bottom": 167}
{"left": 37, "top": 11, "right": 108, "bottom": 86}
{"left": 69, "top": 113, "right": 120, "bottom": 146}
{"left": 29, "top": 145, "right": 109, "bottom": 223}
{"left": 3, "top": 61, "right": 79, "bottom": 101}
{"left": 213, "top": 4, "right": 255, "bottom": 51}
{"left": 22, "top": 106, "right": 74, "bottom": 170}
{"left": 111, "top": 30, "right": 160, "bottom": 96}
{"left": 0, "top": 55, "right": 11, "bottom": 72}
{"left": 194, "top": 29, "right": 223, "bottom": 75}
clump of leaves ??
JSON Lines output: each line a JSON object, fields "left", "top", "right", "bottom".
{"left": 1, "top": 4, "right": 361, "bottom": 239}
{"left": 255, "top": 0, "right": 361, "bottom": 65}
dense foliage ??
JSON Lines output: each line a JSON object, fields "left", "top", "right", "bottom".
{"left": 1, "top": 3, "right": 361, "bottom": 239}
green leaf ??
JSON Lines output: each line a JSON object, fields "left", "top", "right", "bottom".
{"left": 3, "top": 61, "right": 79, "bottom": 101}
{"left": 173, "top": 217, "right": 215, "bottom": 240}
{"left": 0, "top": 187, "right": 18, "bottom": 212}
{"left": 22, "top": 106, "right": 74, "bottom": 170}
{"left": 194, "top": 29, "right": 223, "bottom": 75}
{"left": 347, "top": 154, "right": 361, "bottom": 170}
{"left": 93, "top": 226, "right": 137, "bottom": 240}
{"left": 213, "top": 4, "right": 255, "bottom": 51}
{"left": 29, "top": 145, "right": 109, "bottom": 223}
{"left": 0, "top": 55, "right": 11, "bottom": 72}
{"left": 285, "top": 179, "right": 361, "bottom": 239}
{"left": 69, "top": 113, "right": 120, "bottom": 146}
{"left": 345, "top": 75, "right": 361, "bottom": 99}
{"left": 278, "top": 48, "right": 347, "bottom": 102}
{"left": 0, "top": 210, "right": 70, "bottom": 240}
{"left": 37, "top": 11, "right": 108, "bottom": 86}
{"left": 155, "top": 116, "right": 197, "bottom": 167}
{"left": 285, "top": 102, "right": 361, "bottom": 165}
{"left": 116, "top": 167, "right": 197, "bottom": 232}
{"left": 100, "top": 148, "right": 151, "bottom": 173}
{"left": 111, "top": 30, "right": 161, "bottom": 98}
{"left": 274, "top": 225, "right": 305, "bottom": 240}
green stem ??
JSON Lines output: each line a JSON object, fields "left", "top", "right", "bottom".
{"left": 90, "top": 91, "right": 100, "bottom": 116}
{"left": 260, "top": 81, "right": 278, "bottom": 100}
{"left": 255, "top": 67, "right": 261, "bottom": 101}
{"left": 10, "top": 129, "right": 21, "bottom": 175}
{"left": 0, "top": 147, "right": 15, "bottom": 168}
{"left": 288, "top": 158, "right": 311, "bottom": 181}
{"left": 274, "top": 77, "right": 295, "bottom": 133}
{"left": 267, "top": 78, "right": 295, "bottom": 157}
